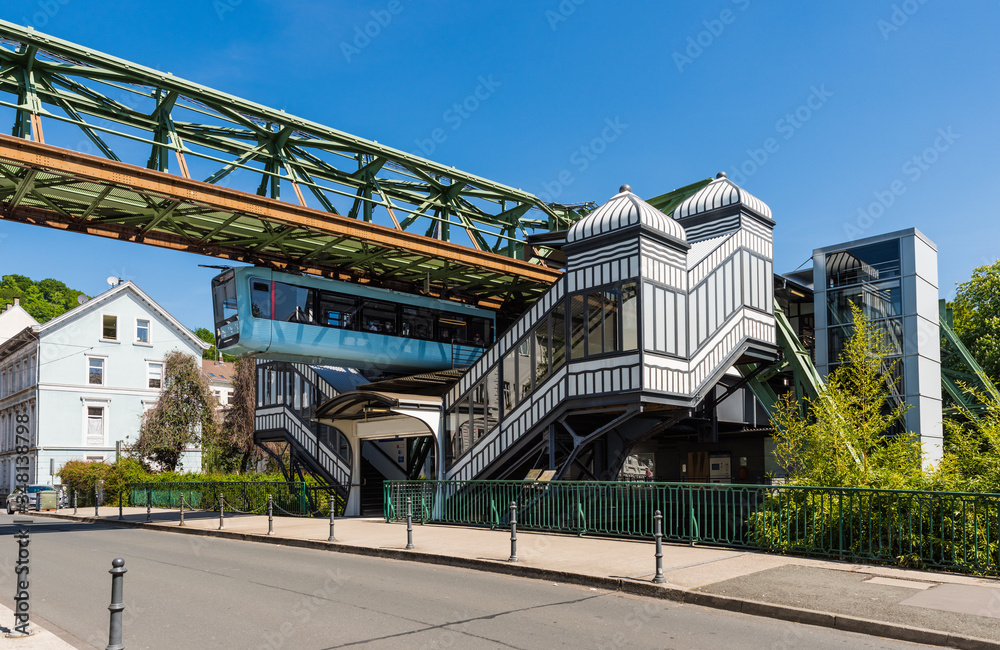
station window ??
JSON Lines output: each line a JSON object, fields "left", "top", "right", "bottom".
{"left": 569, "top": 295, "right": 586, "bottom": 360}
{"left": 551, "top": 302, "right": 567, "bottom": 371}
{"left": 566, "top": 281, "right": 637, "bottom": 360}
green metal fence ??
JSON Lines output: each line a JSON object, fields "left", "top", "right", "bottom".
{"left": 384, "top": 480, "right": 1000, "bottom": 576}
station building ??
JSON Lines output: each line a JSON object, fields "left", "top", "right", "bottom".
{"left": 254, "top": 174, "right": 945, "bottom": 514}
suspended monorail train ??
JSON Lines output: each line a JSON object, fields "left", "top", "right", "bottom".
{"left": 211, "top": 267, "right": 495, "bottom": 373}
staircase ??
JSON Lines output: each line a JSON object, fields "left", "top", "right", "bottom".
{"left": 359, "top": 456, "right": 385, "bottom": 517}
{"left": 441, "top": 180, "right": 779, "bottom": 482}
{"left": 255, "top": 361, "right": 363, "bottom": 504}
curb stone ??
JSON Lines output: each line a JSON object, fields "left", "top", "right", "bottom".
{"left": 31, "top": 512, "right": 1000, "bottom": 650}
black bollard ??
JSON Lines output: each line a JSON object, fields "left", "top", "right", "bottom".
{"left": 653, "top": 510, "right": 666, "bottom": 584}
{"left": 106, "top": 558, "right": 127, "bottom": 650}
{"left": 179, "top": 493, "right": 185, "bottom": 527}
{"left": 95, "top": 485, "right": 100, "bottom": 517}
{"left": 405, "top": 497, "right": 414, "bottom": 549}
{"left": 218, "top": 493, "right": 225, "bottom": 530}
{"left": 327, "top": 494, "right": 336, "bottom": 542}
{"left": 508, "top": 501, "right": 518, "bottom": 562}
{"left": 267, "top": 494, "right": 274, "bottom": 536}
{"left": 118, "top": 490, "right": 123, "bottom": 521}
{"left": 145, "top": 488, "right": 152, "bottom": 523}
{"left": 73, "top": 489, "right": 78, "bottom": 515}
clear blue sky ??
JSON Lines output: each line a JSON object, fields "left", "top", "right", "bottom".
{"left": 1, "top": 1, "right": 997, "bottom": 330}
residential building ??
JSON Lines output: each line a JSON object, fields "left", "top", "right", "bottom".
{"left": 203, "top": 359, "right": 236, "bottom": 409}
{"left": 0, "top": 281, "right": 210, "bottom": 490}
{"left": 0, "top": 298, "right": 37, "bottom": 346}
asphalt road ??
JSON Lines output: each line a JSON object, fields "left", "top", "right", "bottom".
{"left": 0, "top": 515, "right": 932, "bottom": 650}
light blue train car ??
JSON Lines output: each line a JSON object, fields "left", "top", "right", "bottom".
{"left": 211, "top": 267, "right": 494, "bottom": 373}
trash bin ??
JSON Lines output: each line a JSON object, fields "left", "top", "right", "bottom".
{"left": 37, "top": 491, "right": 57, "bottom": 510}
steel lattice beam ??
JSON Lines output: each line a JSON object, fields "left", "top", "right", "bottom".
{"left": 0, "top": 136, "right": 560, "bottom": 311}
{"left": 0, "top": 19, "right": 576, "bottom": 307}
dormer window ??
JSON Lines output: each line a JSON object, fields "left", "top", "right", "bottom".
{"left": 102, "top": 315, "right": 118, "bottom": 341}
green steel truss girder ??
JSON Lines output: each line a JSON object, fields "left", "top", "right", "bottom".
{"left": 738, "top": 303, "right": 824, "bottom": 418}
{"left": 939, "top": 299, "right": 1000, "bottom": 422}
{"left": 0, "top": 20, "right": 575, "bottom": 264}
{"left": 0, "top": 136, "right": 561, "bottom": 313}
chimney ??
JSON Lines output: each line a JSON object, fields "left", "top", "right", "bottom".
{"left": 13, "top": 297, "right": 19, "bottom": 306}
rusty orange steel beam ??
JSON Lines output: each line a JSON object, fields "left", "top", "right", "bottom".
{"left": 0, "top": 135, "right": 562, "bottom": 285}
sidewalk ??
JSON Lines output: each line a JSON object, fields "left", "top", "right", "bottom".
{"left": 35, "top": 506, "right": 1000, "bottom": 650}
{"left": 0, "top": 603, "right": 75, "bottom": 648}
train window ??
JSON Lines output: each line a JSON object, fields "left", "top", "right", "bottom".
{"left": 401, "top": 306, "right": 434, "bottom": 340}
{"left": 468, "top": 317, "right": 490, "bottom": 346}
{"left": 319, "top": 292, "right": 358, "bottom": 329}
{"left": 212, "top": 272, "right": 239, "bottom": 327}
{"left": 361, "top": 300, "right": 397, "bottom": 335}
{"left": 439, "top": 314, "right": 467, "bottom": 343}
{"left": 274, "top": 282, "right": 316, "bottom": 324}
{"left": 250, "top": 280, "right": 271, "bottom": 320}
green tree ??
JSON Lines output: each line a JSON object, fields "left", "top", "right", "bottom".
{"left": 0, "top": 274, "right": 87, "bottom": 323}
{"left": 953, "top": 260, "right": 1000, "bottom": 385}
{"left": 770, "top": 304, "right": 923, "bottom": 489}
{"left": 931, "top": 379, "right": 1000, "bottom": 493}
{"left": 203, "top": 357, "right": 261, "bottom": 473}
{"left": 194, "top": 327, "right": 236, "bottom": 362}
{"left": 132, "top": 350, "right": 219, "bottom": 471}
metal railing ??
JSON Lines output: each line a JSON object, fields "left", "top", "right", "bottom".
{"left": 384, "top": 480, "right": 1000, "bottom": 576}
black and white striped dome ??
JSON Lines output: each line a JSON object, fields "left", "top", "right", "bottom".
{"left": 567, "top": 185, "right": 687, "bottom": 246}
{"left": 674, "top": 173, "right": 772, "bottom": 222}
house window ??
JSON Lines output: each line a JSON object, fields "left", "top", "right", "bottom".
{"left": 88, "top": 358, "right": 105, "bottom": 385}
{"left": 102, "top": 315, "right": 118, "bottom": 340}
{"left": 147, "top": 362, "right": 163, "bottom": 389}
{"left": 136, "top": 319, "right": 150, "bottom": 343}
{"left": 86, "top": 407, "right": 105, "bottom": 446}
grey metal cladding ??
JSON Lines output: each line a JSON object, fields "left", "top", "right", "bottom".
{"left": 446, "top": 181, "right": 777, "bottom": 481}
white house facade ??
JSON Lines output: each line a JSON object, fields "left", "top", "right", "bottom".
{"left": 0, "top": 281, "right": 209, "bottom": 491}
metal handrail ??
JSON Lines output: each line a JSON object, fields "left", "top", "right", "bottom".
{"left": 384, "top": 479, "right": 1000, "bottom": 576}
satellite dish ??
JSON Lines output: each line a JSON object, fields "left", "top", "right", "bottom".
{"left": 107, "top": 276, "right": 119, "bottom": 287}
{"left": 77, "top": 295, "right": 88, "bottom": 305}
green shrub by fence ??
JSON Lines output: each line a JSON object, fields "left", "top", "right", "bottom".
{"left": 384, "top": 480, "right": 1000, "bottom": 576}
{"left": 126, "top": 481, "right": 346, "bottom": 517}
